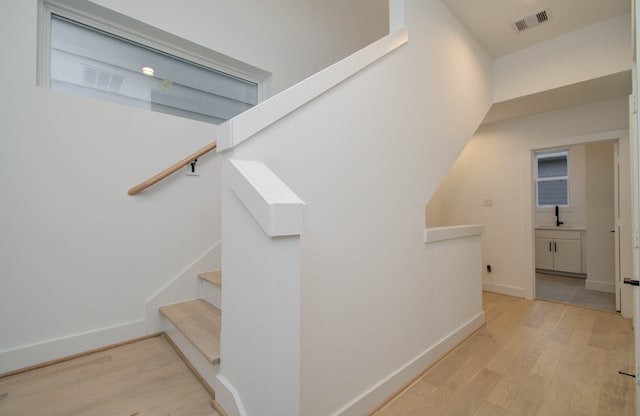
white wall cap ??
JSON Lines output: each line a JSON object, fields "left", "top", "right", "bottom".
{"left": 217, "top": 28, "right": 408, "bottom": 151}
{"left": 227, "top": 159, "right": 305, "bottom": 237}
{"left": 424, "top": 224, "right": 484, "bottom": 243}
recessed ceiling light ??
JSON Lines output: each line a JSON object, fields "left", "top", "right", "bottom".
{"left": 141, "top": 66, "right": 155, "bottom": 76}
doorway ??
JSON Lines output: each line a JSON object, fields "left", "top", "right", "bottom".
{"left": 527, "top": 135, "right": 632, "bottom": 316}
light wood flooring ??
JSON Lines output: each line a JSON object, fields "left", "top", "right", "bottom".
{"left": 373, "top": 292, "right": 636, "bottom": 416}
{"left": 0, "top": 335, "right": 218, "bottom": 416}
{"left": 160, "top": 299, "right": 221, "bottom": 364}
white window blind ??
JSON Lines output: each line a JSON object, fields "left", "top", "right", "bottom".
{"left": 535, "top": 151, "right": 569, "bottom": 206}
{"left": 49, "top": 14, "right": 258, "bottom": 124}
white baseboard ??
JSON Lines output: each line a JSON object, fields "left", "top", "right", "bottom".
{"left": 333, "top": 311, "right": 486, "bottom": 416}
{"left": 585, "top": 279, "right": 615, "bottom": 293}
{"left": 146, "top": 241, "right": 221, "bottom": 333}
{"left": 483, "top": 281, "right": 525, "bottom": 298}
{"left": 0, "top": 319, "right": 145, "bottom": 374}
{"left": 216, "top": 374, "right": 249, "bottom": 416}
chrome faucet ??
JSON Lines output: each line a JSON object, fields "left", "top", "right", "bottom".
{"left": 555, "top": 205, "right": 563, "bottom": 227}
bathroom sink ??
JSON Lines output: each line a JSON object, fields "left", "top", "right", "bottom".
{"left": 535, "top": 225, "right": 585, "bottom": 230}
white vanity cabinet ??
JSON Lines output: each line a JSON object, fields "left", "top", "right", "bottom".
{"left": 535, "top": 229, "right": 584, "bottom": 274}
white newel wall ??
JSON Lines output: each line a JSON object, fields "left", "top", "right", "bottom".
{"left": 218, "top": 1, "right": 492, "bottom": 414}
{"left": 220, "top": 159, "right": 304, "bottom": 416}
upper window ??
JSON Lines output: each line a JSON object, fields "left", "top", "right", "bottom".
{"left": 41, "top": 4, "right": 264, "bottom": 125}
{"left": 535, "top": 150, "right": 569, "bottom": 207}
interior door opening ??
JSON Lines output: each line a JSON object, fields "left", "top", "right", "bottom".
{"left": 532, "top": 139, "right": 625, "bottom": 314}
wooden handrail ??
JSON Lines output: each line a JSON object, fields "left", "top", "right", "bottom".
{"left": 128, "top": 141, "right": 218, "bottom": 195}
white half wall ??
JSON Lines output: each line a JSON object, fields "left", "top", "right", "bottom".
{"left": 432, "top": 97, "right": 630, "bottom": 303}
{"left": 221, "top": 159, "right": 304, "bottom": 416}
{"left": 220, "top": 0, "right": 492, "bottom": 413}
{"left": 494, "top": 13, "right": 631, "bottom": 102}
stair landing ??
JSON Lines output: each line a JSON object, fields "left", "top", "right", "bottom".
{"left": 160, "top": 299, "right": 221, "bottom": 364}
{"left": 198, "top": 271, "right": 221, "bottom": 288}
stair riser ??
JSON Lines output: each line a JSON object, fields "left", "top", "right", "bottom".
{"left": 199, "top": 281, "right": 222, "bottom": 309}
{"left": 163, "top": 321, "right": 220, "bottom": 392}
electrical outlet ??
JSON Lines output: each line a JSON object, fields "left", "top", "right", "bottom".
{"left": 483, "top": 198, "right": 493, "bottom": 207}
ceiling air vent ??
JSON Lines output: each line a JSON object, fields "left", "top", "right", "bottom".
{"left": 513, "top": 9, "right": 552, "bottom": 32}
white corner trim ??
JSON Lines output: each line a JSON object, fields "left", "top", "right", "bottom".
{"left": 424, "top": 224, "right": 484, "bottom": 243}
{"left": 483, "top": 281, "right": 525, "bottom": 298}
{"left": 227, "top": 159, "right": 305, "bottom": 237}
{"left": 0, "top": 319, "right": 146, "bottom": 374}
{"left": 217, "top": 28, "right": 408, "bottom": 151}
{"left": 332, "top": 311, "right": 485, "bottom": 416}
{"left": 217, "top": 121, "right": 233, "bottom": 151}
{"left": 389, "top": 0, "right": 406, "bottom": 32}
{"left": 585, "top": 280, "right": 616, "bottom": 293}
{"left": 216, "top": 374, "right": 249, "bottom": 416}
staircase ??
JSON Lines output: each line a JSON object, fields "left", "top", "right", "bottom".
{"left": 159, "top": 270, "right": 225, "bottom": 415}
{"left": 150, "top": 1, "right": 492, "bottom": 414}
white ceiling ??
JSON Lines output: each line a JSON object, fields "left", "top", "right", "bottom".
{"left": 440, "top": 0, "right": 632, "bottom": 124}
{"left": 441, "top": 0, "right": 630, "bottom": 57}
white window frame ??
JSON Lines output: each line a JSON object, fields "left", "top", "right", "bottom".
{"left": 37, "top": 0, "right": 269, "bottom": 103}
{"left": 534, "top": 149, "right": 570, "bottom": 208}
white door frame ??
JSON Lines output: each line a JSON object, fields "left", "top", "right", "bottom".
{"left": 615, "top": 141, "right": 622, "bottom": 311}
{"left": 631, "top": 1, "right": 640, "bottom": 407}
{"left": 521, "top": 129, "right": 631, "bottom": 314}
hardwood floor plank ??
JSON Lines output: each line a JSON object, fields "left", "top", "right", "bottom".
{"left": 485, "top": 339, "right": 545, "bottom": 409}
{"left": 198, "top": 271, "right": 222, "bottom": 288}
{"left": 0, "top": 336, "right": 217, "bottom": 416}
{"left": 588, "top": 312, "right": 614, "bottom": 349}
{"left": 504, "top": 398, "right": 538, "bottom": 416}
{"left": 371, "top": 293, "right": 635, "bottom": 416}
{"left": 374, "top": 378, "right": 439, "bottom": 416}
{"left": 473, "top": 400, "right": 506, "bottom": 416}
{"left": 160, "top": 299, "right": 221, "bottom": 364}
{"left": 570, "top": 346, "right": 607, "bottom": 415}
{"left": 484, "top": 326, "right": 537, "bottom": 375}
{"left": 442, "top": 368, "right": 502, "bottom": 416}
{"left": 530, "top": 339, "right": 565, "bottom": 380}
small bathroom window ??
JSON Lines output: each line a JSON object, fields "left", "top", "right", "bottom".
{"left": 535, "top": 150, "right": 569, "bottom": 207}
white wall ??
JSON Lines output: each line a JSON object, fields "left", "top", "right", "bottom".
{"left": 585, "top": 141, "right": 616, "bottom": 292}
{"left": 221, "top": 0, "right": 493, "bottom": 414}
{"left": 0, "top": 0, "right": 388, "bottom": 373}
{"left": 431, "top": 97, "right": 629, "bottom": 298}
{"left": 493, "top": 13, "right": 631, "bottom": 102}
{"left": 425, "top": 186, "right": 444, "bottom": 227}
{"left": 90, "top": 0, "right": 389, "bottom": 96}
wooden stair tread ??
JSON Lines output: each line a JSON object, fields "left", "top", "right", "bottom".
{"left": 198, "top": 271, "right": 221, "bottom": 288}
{"left": 160, "top": 299, "right": 221, "bottom": 364}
